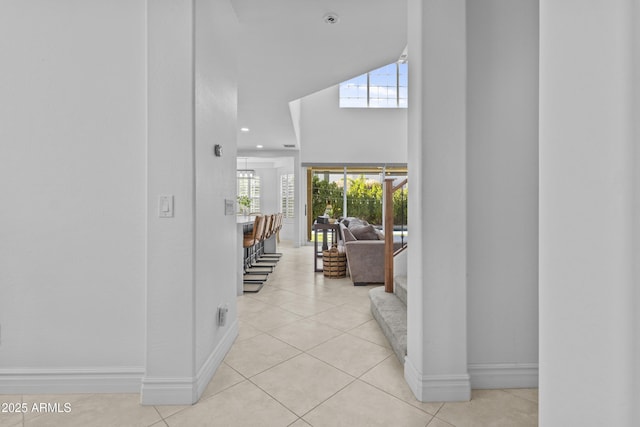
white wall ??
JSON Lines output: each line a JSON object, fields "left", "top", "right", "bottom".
{"left": 539, "top": 0, "right": 638, "bottom": 425}
{"left": 466, "top": 0, "right": 539, "bottom": 387}
{"left": 193, "top": 0, "right": 239, "bottom": 385}
{"left": 144, "top": 0, "right": 239, "bottom": 404}
{"left": 0, "top": 0, "right": 147, "bottom": 391}
{"left": 300, "top": 85, "right": 407, "bottom": 165}
{"left": 0, "top": 0, "right": 239, "bottom": 401}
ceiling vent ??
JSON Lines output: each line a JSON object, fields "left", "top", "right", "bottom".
{"left": 323, "top": 13, "right": 340, "bottom": 25}
{"left": 283, "top": 144, "right": 296, "bottom": 148}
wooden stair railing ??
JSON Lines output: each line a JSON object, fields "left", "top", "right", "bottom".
{"left": 384, "top": 177, "right": 408, "bottom": 293}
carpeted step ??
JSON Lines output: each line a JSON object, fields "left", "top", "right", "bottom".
{"left": 394, "top": 275, "right": 407, "bottom": 306}
{"left": 369, "top": 286, "right": 407, "bottom": 364}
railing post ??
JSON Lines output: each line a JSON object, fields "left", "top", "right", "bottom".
{"left": 384, "top": 178, "right": 394, "bottom": 293}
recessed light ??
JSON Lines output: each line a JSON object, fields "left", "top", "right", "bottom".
{"left": 256, "top": 145, "right": 263, "bottom": 149}
{"left": 240, "top": 127, "right": 250, "bottom": 132}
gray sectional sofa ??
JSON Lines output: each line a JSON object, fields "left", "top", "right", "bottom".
{"left": 338, "top": 217, "right": 385, "bottom": 285}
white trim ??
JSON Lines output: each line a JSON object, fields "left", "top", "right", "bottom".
{"left": 404, "top": 356, "right": 471, "bottom": 402}
{"left": 140, "top": 376, "right": 196, "bottom": 406}
{"left": 141, "top": 319, "right": 239, "bottom": 405}
{"left": 195, "top": 319, "right": 239, "bottom": 399}
{"left": 468, "top": 363, "right": 538, "bottom": 389}
{"left": 0, "top": 367, "right": 144, "bottom": 394}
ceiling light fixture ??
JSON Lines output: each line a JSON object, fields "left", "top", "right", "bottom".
{"left": 323, "top": 12, "right": 340, "bottom": 25}
{"left": 256, "top": 145, "right": 263, "bottom": 149}
{"left": 240, "top": 127, "right": 250, "bottom": 132}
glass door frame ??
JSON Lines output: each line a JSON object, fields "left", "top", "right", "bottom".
{"left": 305, "top": 165, "right": 407, "bottom": 241}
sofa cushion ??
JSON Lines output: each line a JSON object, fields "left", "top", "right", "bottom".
{"left": 341, "top": 225, "right": 357, "bottom": 242}
{"left": 349, "top": 223, "right": 380, "bottom": 240}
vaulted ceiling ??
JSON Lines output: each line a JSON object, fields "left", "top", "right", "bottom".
{"left": 231, "top": 0, "right": 407, "bottom": 151}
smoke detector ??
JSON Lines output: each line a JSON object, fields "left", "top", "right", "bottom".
{"left": 323, "top": 13, "right": 340, "bottom": 25}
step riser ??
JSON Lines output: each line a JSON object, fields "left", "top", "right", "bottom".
{"left": 394, "top": 276, "right": 407, "bottom": 306}
{"left": 369, "top": 287, "right": 407, "bottom": 364}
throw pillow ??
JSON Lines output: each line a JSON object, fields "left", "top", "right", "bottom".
{"left": 349, "top": 224, "right": 380, "bottom": 240}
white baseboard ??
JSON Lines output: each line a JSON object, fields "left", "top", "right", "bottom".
{"left": 468, "top": 363, "right": 538, "bottom": 389}
{"left": 141, "top": 319, "right": 239, "bottom": 405}
{"left": 195, "top": 319, "right": 239, "bottom": 399}
{"left": 404, "top": 357, "right": 471, "bottom": 402}
{"left": 0, "top": 367, "right": 144, "bottom": 394}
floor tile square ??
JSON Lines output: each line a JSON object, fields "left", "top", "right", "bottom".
{"left": 436, "top": 389, "right": 538, "bottom": 427}
{"left": 427, "top": 418, "right": 455, "bottom": 427}
{"left": 164, "top": 381, "right": 297, "bottom": 427}
{"left": 200, "top": 362, "right": 245, "bottom": 401}
{"left": 241, "top": 305, "right": 304, "bottom": 332}
{"left": 303, "top": 380, "right": 432, "bottom": 427}
{"left": 249, "top": 289, "right": 303, "bottom": 306}
{"left": 360, "top": 355, "right": 443, "bottom": 415}
{"left": 276, "top": 298, "right": 335, "bottom": 317}
{"left": 308, "top": 334, "right": 392, "bottom": 377}
{"left": 0, "top": 395, "right": 23, "bottom": 427}
{"left": 505, "top": 388, "right": 538, "bottom": 403}
{"left": 236, "top": 296, "right": 271, "bottom": 315}
{"left": 236, "top": 320, "right": 263, "bottom": 342}
{"left": 289, "top": 418, "right": 312, "bottom": 427}
{"left": 224, "top": 333, "right": 301, "bottom": 378}
{"left": 23, "top": 394, "right": 161, "bottom": 427}
{"left": 252, "top": 353, "right": 354, "bottom": 416}
{"left": 267, "top": 319, "right": 343, "bottom": 351}
{"left": 308, "top": 305, "right": 372, "bottom": 332}
{"left": 347, "top": 319, "right": 391, "bottom": 349}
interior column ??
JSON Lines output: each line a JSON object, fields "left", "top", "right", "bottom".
{"left": 405, "top": 0, "right": 471, "bottom": 402}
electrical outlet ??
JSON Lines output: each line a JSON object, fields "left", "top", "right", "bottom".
{"left": 217, "top": 304, "right": 229, "bottom": 327}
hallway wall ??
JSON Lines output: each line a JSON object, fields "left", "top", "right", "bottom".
{"left": 466, "top": 0, "right": 539, "bottom": 387}
{"left": 0, "top": 0, "right": 147, "bottom": 390}
{"left": 539, "top": 0, "right": 639, "bottom": 424}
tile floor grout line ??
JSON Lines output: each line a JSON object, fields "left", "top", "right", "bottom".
{"left": 152, "top": 405, "right": 165, "bottom": 422}
{"left": 302, "top": 350, "right": 360, "bottom": 381}
{"left": 343, "top": 327, "right": 393, "bottom": 350}
{"left": 502, "top": 389, "right": 539, "bottom": 404}
{"left": 295, "top": 377, "right": 359, "bottom": 420}
{"left": 355, "top": 353, "right": 394, "bottom": 379}
{"left": 238, "top": 349, "right": 303, "bottom": 380}
{"left": 245, "top": 376, "right": 303, "bottom": 420}
{"left": 355, "top": 363, "right": 445, "bottom": 419}
{"left": 340, "top": 327, "right": 393, "bottom": 353}
{"left": 262, "top": 327, "right": 342, "bottom": 354}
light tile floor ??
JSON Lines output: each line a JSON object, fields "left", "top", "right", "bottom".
{"left": 0, "top": 242, "right": 538, "bottom": 427}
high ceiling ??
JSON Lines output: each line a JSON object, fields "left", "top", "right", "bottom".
{"left": 231, "top": 0, "right": 407, "bottom": 151}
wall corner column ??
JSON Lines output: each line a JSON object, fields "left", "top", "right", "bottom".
{"left": 143, "top": 0, "right": 198, "bottom": 405}
{"left": 405, "top": 0, "right": 470, "bottom": 402}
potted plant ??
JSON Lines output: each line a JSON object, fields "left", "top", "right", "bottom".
{"left": 237, "top": 195, "right": 251, "bottom": 215}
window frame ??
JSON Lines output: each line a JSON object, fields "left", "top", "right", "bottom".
{"left": 237, "top": 170, "right": 261, "bottom": 214}
{"left": 280, "top": 173, "right": 295, "bottom": 219}
{"left": 339, "top": 62, "right": 408, "bottom": 109}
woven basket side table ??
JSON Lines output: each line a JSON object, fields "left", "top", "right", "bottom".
{"left": 322, "top": 246, "right": 347, "bottom": 278}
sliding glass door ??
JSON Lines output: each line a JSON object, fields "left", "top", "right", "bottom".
{"left": 306, "top": 165, "right": 407, "bottom": 242}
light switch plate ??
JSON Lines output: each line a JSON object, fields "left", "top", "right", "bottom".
{"left": 224, "top": 199, "right": 235, "bottom": 215}
{"left": 158, "top": 195, "right": 174, "bottom": 218}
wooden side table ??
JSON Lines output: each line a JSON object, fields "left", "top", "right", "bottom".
{"left": 312, "top": 222, "right": 341, "bottom": 272}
